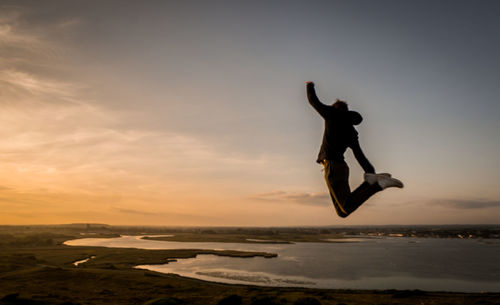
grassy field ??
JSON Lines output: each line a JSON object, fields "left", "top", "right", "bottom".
{"left": 0, "top": 225, "right": 499, "bottom": 305}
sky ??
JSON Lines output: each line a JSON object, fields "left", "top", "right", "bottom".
{"left": 1, "top": 0, "right": 500, "bottom": 226}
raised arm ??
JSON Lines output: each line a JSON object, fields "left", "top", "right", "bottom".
{"left": 306, "top": 82, "right": 329, "bottom": 118}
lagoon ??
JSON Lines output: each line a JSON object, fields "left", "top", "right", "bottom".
{"left": 64, "top": 235, "right": 500, "bottom": 292}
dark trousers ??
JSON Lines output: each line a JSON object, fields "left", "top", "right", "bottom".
{"left": 322, "top": 160, "right": 382, "bottom": 218}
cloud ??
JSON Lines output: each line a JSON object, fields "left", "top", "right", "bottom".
{"left": 0, "top": 9, "right": 282, "bottom": 190}
{"left": 108, "top": 206, "right": 226, "bottom": 225}
{"left": 429, "top": 199, "right": 500, "bottom": 209}
{"left": 0, "top": 10, "right": 44, "bottom": 46}
{"left": 250, "top": 190, "right": 330, "bottom": 206}
{"left": 0, "top": 5, "right": 299, "bottom": 225}
{"left": 0, "top": 69, "right": 82, "bottom": 106}
{"left": 0, "top": 6, "right": 81, "bottom": 60}
{"left": 111, "top": 207, "right": 160, "bottom": 216}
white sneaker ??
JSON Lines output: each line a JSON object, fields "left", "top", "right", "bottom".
{"left": 364, "top": 173, "right": 378, "bottom": 185}
{"left": 377, "top": 175, "right": 404, "bottom": 189}
{"left": 364, "top": 173, "right": 391, "bottom": 185}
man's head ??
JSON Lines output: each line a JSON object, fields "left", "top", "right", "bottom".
{"left": 333, "top": 99, "right": 348, "bottom": 111}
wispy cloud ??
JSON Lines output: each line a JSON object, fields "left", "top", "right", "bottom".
{"left": 111, "top": 207, "right": 160, "bottom": 216}
{"left": 0, "top": 7, "right": 287, "bottom": 226}
{"left": 0, "top": 10, "right": 44, "bottom": 46}
{"left": 250, "top": 190, "right": 330, "bottom": 206}
{"left": 0, "top": 69, "right": 81, "bottom": 105}
{"left": 429, "top": 199, "right": 500, "bottom": 209}
{"left": 0, "top": 6, "right": 283, "bottom": 189}
{"left": 0, "top": 6, "right": 81, "bottom": 60}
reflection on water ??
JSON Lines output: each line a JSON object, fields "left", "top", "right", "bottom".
{"left": 322, "top": 238, "right": 375, "bottom": 242}
{"left": 65, "top": 235, "right": 500, "bottom": 292}
{"left": 73, "top": 255, "right": 96, "bottom": 266}
{"left": 245, "top": 238, "right": 289, "bottom": 243}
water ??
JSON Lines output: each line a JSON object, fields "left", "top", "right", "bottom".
{"left": 64, "top": 235, "right": 500, "bottom": 292}
{"left": 73, "top": 256, "right": 96, "bottom": 266}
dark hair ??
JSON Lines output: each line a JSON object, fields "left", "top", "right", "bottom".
{"left": 333, "top": 99, "right": 348, "bottom": 111}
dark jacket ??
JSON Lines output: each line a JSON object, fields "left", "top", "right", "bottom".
{"left": 307, "top": 83, "right": 374, "bottom": 173}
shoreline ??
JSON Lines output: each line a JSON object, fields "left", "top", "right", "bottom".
{"left": 63, "top": 235, "right": 500, "bottom": 294}
{"left": 1, "top": 226, "right": 499, "bottom": 304}
{"left": 64, "top": 235, "right": 500, "bottom": 292}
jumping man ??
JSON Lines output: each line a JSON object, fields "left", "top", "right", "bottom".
{"left": 306, "top": 81, "right": 403, "bottom": 218}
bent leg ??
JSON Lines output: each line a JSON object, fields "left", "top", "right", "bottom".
{"left": 323, "top": 160, "right": 351, "bottom": 218}
{"left": 344, "top": 182, "right": 383, "bottom": 215}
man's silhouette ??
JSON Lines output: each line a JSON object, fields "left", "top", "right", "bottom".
{"left": 306, "top": 81, "right": 403, "bottom": 218}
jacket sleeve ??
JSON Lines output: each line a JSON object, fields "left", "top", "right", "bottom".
{"left": 307, "top": 83, "right": 329, "bottom": 118}
{"left": 350, "top": 140, "right": 375, "bottom": 174}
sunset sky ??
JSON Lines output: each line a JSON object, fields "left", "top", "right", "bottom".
{"left": 1, "top": 0, "right": 500, "bottom": 226}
